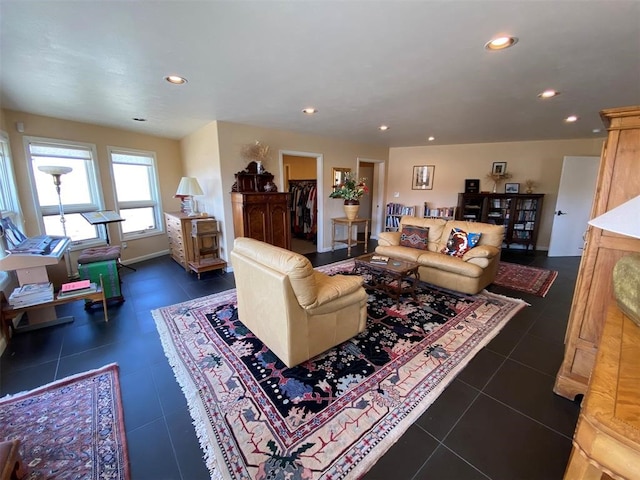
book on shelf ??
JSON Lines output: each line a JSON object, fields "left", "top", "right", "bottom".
{"left": 370, "top": 255, "right": 389, "bottom": 265}
{"left": 60, "top": 279, "right": 91, "bottom": 293}
{"left": 57, "top": 282, "right": 98, "bottom": 298}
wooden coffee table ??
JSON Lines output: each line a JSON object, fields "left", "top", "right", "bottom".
{"left": 353, "top": 253, "right": 420, "bottom": 306}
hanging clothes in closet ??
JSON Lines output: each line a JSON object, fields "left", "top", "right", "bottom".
{"left": 288, "top": 180, "right": 317, "bottom": 243}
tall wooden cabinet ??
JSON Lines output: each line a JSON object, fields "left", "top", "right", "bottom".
{"left": 165, "top": 212, "right": 217, "bottom": 270}
{"left": 456, "top": 193, "right": 544, "bottom": 250}
{"left": 553, "top": 105, "right": 640, "bottom": 401}
{"left": 231, "top": 192, "right": 291, "bottom": 250}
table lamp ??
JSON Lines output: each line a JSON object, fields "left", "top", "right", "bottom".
{"left": 38, "top": 165, "right": 74, "bottom": 278}
{"left": 588, "top": 195, "right": 640, "bottom": 327}
{"left": 175, "top": 177, "right": 204, "bottom": 216}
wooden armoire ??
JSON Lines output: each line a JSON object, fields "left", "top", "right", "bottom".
{"left": 230, "top": 192, "right": 291, "bottom": 250}
{"left": 553, "top": 105, "right": 640, "bottom": 400}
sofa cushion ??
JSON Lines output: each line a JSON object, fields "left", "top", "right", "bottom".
{"left": 399, "top": 225, "right": 429, "bottom": 250}
{"left": 417, "top": 251, "right": 484, "bottom": 277}
{"left": 399, "top": 216, "right": 447, "bottom": 252}
{"left": 375, "top": 244, "right": 425, "bottom": 262}
{"left": 441, "top": 228, "right": 481, "bottom": 257}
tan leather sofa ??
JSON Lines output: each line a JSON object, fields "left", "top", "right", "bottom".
{"left": 231, "top": 237, "right": 368, "bottom": 368}
{"left": 375, "top": 216, "right": 505, "bottom": 294}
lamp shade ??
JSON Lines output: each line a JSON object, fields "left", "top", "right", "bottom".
{"left": 587, "top": 195, "right": 640, "bottom": 239}
{"left": 175, "top": 177, "right": 204, "bottom": 196}
{"left": 38, "top": 165, "right": 72, "bottom": 176}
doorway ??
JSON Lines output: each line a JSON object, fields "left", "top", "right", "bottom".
{"left": 279, "top": 151, "right": 323, "bottom": 255}
{"left": 548, "top": 155, "right": 600, "bottom": 256}
{"left": 357, "top": 157, "right": 386, "bottom": 240}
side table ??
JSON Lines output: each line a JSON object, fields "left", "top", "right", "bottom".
{"left": 331, "top": 217, "right": 369, "bottom": 257}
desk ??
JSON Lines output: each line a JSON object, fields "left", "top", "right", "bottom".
{"left": 331, "top": 217, "right": 369, "bottom": 257}
{"left": 563, "top": 304, "right": 640, "bottom": 479}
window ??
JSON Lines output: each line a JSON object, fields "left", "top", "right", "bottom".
{"left": 25, "top": 137, "right": 103, "bottom": 246}
{"left": 108, "top": 147, "right": 163, "bottom": 240}
{"left": 0, "top": 131, "right": 21, "bottom": 224}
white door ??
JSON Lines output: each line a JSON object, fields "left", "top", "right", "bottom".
{"left": 548, "top": 155, "right": 600, "bottom": 256}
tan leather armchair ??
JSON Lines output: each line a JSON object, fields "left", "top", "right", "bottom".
{"left": 230, "top": 237, "right": 368, "bottom": 368}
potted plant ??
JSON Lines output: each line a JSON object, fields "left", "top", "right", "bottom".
{"left": 329, "top": 172, "right": 368, "bottom": 219}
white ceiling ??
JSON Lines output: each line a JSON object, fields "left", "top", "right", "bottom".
{"left": 1, "top": 1, "right": 639, "bottom": 147}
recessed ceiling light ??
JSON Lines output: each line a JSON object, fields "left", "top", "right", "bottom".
{"left": 428, "top": 136, "right": 435, "bottom": 142}
{"left": 132, "top": 118, "right": 147, "bottom": 122}
{"left": 485, "top": 36, "right": 518, "bottom": 51}
{"left": 379, "top": 125, "right": 389, "bottom": 131}
{"left": 565, "top": 115, "right": 579, "bottom": 123}
{"left": 302, "top": 108, "right": 317, "bottom": 114}
{"left": 592, "top": 128, "right": 602, "bottom": 134}
{"left": 164, "top": 75, "right": 187, "bottom": 85}
{"left": 538, "top": 90, "right": 560, "bottom": 99}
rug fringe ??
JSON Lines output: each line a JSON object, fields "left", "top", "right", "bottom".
{"left": 481, "top": 288, "right": 531, "bottom": 306}
{"left": 0, "top": 363, "right": 119, "bottom": 400}
{"left": 151, "top": 308, "right": 224, "bottom": 480}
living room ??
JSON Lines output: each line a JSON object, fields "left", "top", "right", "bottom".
{"left": 1, "top": 2, "right": 640, "bottom": 479}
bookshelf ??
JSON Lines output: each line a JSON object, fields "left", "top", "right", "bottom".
{"left": 385, "top": 203, "right": 416, "bottom": 231}
{"left": 456, "top": 193, "right": 544, "bottom": 250}
{"left": 423, "top": 203, "right": 456, "bottom": 220}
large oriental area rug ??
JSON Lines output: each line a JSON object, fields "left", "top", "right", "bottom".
{"left": 152, "top": 260, "right": 526, "bottom": 479}
{"left": 0, "top": 363, "right": 130, "bottom": 480}
{"left": 494, "top": 261, "right": 558, "bottom": 297}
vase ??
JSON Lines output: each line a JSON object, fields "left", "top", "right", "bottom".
{"left": 343, "top": 200, "right": 360, "bottom": 220}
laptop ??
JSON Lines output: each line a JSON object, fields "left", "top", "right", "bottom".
{"left": 0, "top": 217, "right": 53, "bottom": 254}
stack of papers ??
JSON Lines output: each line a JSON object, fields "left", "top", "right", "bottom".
{"left": 9, "top": 282, "right": 54, "bottom": 308}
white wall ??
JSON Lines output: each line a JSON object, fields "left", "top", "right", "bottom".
{"left": 388, "top": 138, "right": 605, "bottom": 249}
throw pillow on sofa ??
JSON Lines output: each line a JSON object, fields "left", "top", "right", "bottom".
{"left": 441, "top": 228, "right": 481, "bottom": 257}
{"left": 400, "top": 225, "right": 429, "bottom": 250}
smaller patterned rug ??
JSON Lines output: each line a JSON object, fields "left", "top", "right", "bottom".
{"left": 494, "top": 262, "right": 558, "bottom": 297}
{"left": 0, "top": 363, "right": 130, "bottom": 480}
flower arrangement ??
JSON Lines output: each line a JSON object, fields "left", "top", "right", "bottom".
{"left": 485, "top": 171, "right": 513, "bottom": 183}
{"left": 329, "top": 172, "right": 368, "bottom": 202}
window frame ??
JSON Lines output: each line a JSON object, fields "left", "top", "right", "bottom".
{"left": 24, "top": 135, "right": 106, "bottom": 249}
{"left": 0, "top": 131, "right": 22, "bottom": 227}
{"left": 108, "top": 146, "right": 164, "bottom": 241}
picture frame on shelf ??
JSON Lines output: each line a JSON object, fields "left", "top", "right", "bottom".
{"left": 412, "top": 165, "right": 434, "bottom": 190}
{"left": 465, "top": 179, "right": 480, "bottom": 193}
{"left": 505, "top": 182, "right": 520, "bottom": 194}
{"left": 492, "top": 162, "right": 507, "bottom": 175}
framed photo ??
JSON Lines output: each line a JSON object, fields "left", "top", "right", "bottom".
{"left": 465, "top": 179, "right": 480, "bottom": 193}
{"left": 505, "top": 182, "right": 520, "bottom": 194}
{"left": 492, "top": 162, "right": 507, "bottom": 175}
{"left": 412, "top": 165, "right": 435, "bottom": 190}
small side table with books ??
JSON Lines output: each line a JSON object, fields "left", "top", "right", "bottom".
{"left": 352, "top": 253, "right": 420, "bottom": 306}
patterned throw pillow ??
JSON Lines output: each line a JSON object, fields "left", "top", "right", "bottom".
{"left": 441, "top": 228, "right": 481, "bottom": 257}
{"left": 400, "top": 225, "right": 429, "bottom": 250}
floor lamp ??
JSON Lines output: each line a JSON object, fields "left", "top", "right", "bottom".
{"left": 38, "top": 165, "right": 75, "bottom": 278}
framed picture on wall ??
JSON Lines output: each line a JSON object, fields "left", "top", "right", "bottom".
{"left": 412, "top": 165, "right": 435, "bottom": 190}
{"left": 492, "top": 162, "right": 507, "bottom": 175}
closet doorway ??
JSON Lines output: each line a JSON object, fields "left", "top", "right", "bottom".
{"left": 280, "top": 151, "right": 323, "bottom": 255}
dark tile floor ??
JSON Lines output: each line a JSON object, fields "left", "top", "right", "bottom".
{"left": 0, "top": 242, "right": 581, "bottom": 480}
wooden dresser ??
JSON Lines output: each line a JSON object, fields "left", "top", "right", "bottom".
{"left": 164, "top": 212, "right": 216, "bottom": 270}
{"left": 554, "top": 105, "right": 640, "bottom": 400}
{"left": 563, "top": 304, "right": 640, "bottom": 479}
{"left": 230, "top": 192, "right": 291, "bottom": 250}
